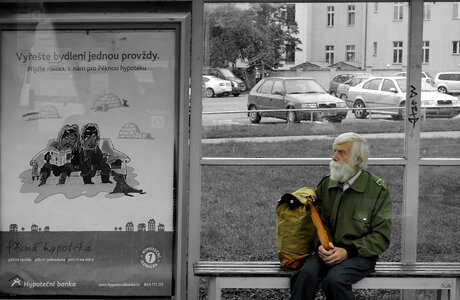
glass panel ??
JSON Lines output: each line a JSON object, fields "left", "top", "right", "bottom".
{"left": 202, "top": 3, "right": 408, "bottom": 158}
{"left": 200, "top": 164, "right": 402, "bottom": 299}
{"left": 418, "top": 166, "right": 460, "bottom": 262}
{"left": 420, "top": 2, "right": 460, "bottom": 156}
{"left": 200, "top": 165, "right": 402, "bottom": 263}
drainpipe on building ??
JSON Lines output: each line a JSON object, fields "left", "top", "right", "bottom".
{"left": 362, "top": 3, "right": 368, "bottom": 70}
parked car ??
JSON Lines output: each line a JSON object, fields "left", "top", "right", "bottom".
{"left": 393, "top": 71, "right": 434, "bottom": 84}
{"left": 203, "top": 67, "right": 246, "bottom": 96}
{"left": 329, "top": 73, "right": 374, "bottom": 96}
{"left": 336, "top": 75, "right": 375, "bottom": 101}
{"left": 346, "top": 76, "right": 460, "bottom": 119}
{"left": 247, "top": 77, "right": 348, "bottom": 123}
{"left": 202, "top": 75, "right": 233, "bottom": 98}
{"left": 433, "top": 72, "right": 460, "bottom": 95}
{"left": 329, "top": 74, "right": 355, "bottom": 96}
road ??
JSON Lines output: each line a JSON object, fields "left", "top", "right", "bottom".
{"left": 202, "top": 94, "right": 250, "bottom": 126}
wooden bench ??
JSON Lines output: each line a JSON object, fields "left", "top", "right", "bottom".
{"left": 194, "top": 261, "right": 460, "bottom": 300}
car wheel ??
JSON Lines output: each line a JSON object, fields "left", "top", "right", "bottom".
{"left": 286, "top": 107, "right": 299, "bottom": 123}
{"left": 233, "top": 93, "right": 240, "bottom": 97}
{"left": 205, "top": 88, "right": 215, "bottom": 98}
{"left": 438, "top": 86, "right": 448, "bottom": 94}
{"left": 392, "top": 102, "right": 406, "bottom": 120}
{"left": 353, "top": 100, "right": 368, "bottom": 119}
{"left": 248, "top": 105, "right": 261, "bottom": 124}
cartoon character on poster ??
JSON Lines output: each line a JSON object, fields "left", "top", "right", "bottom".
{"left": 25, "top": 117, "right": 148, "bottom": 202}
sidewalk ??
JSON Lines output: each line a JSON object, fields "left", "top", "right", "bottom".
{"left": 203, "top": 131, "right": 460, "bottom": 144}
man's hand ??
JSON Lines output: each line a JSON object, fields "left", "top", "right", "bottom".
{"left": 318, "top": 242, "right": 348, "bottom": 266}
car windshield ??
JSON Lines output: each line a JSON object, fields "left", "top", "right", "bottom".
{"left": 220, "top": 69, "right": 236, "bottom": 78}
{"left": 284, "top": 79, "right": 326, "bottom": 94}
{"left": 348, "top": 77, "right": 370, "bottom": 86}
{"left": 424, "top": 72, "right": 433, "bottom": 79}
{"left": 395, "top": 78, "right": 437, "bottom": 92}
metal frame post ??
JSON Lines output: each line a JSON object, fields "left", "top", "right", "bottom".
{"left": 402, "top": 0, "right": 423, "bottom": 298}
{"left": 188, "top": 0, "right": 205, "bottom": 299}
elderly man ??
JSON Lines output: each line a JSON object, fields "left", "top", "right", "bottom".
{"left": 290, "top": 132, "right": 392, "bottom": 300}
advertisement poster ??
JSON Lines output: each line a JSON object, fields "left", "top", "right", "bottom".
{"left": 0, "top": 28, "right": 176, "bottom": 296}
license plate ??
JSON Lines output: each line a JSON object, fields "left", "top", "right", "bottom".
{"left": 322, "top": 111, "right": 337, "bottom": 117}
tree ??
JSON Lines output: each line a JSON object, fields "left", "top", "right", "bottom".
{"left": 205, "top": 4, "right": 301, "bottom": 70}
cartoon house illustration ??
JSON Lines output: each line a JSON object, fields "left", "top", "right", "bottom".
{"left": 39, "top": 105, "right": 60, "bottom": 119}
{"left": 24, "top": 105, "right": 61, "bottom": 121}
{"left": 9, "top": 224, "right": 18, "bottom": 231}
{"left": 148, "top": 219, "right": 156, "bottom": 231}
{"left": 31, "top": 224, "right": 38, "bottom": 232}
{"left": 158, "top": 223, "right": 165, "bottom": 232}
{"left": 118, "top": 123, "right": 152, "bottom": 139}
{"left": 92, "top": 93, "right": 124, "bottom": 112}
{"left": 126, "top": 221, "right": 134, "bottom": 232}
{"left": 138, "top": 223, "right": 146, "bottom": 231}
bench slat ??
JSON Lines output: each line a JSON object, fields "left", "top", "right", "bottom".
{"left": 196, "top": 261, "right": 460, "bottom": 300}
{"left": 194, "top": 261, "right": 460, "bottom": 277}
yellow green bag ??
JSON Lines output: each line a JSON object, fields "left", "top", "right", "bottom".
{"left": 276, "top": 187, "right": 317, "bottom": 270}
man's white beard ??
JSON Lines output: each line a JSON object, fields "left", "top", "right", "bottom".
{"left": 329, "top": 160, "right": 358, "bottom": 183}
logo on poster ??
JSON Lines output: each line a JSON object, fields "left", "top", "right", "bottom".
{"left": 9, "top": 275, "right": 24, "bottom": 288}
{"left": 151, "top": 115, "right": 164, "bottom": 128}
{"left": 140, "top": 246, "right": 161, "bottom": 269}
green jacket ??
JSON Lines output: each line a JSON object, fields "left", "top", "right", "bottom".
{"left": 316, "top": 170, "right": 392, "bottom": 258}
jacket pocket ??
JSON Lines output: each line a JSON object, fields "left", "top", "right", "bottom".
{"left": 352, "top": 212, "right": 371, "bottom": 234}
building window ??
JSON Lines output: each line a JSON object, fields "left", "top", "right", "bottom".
{"left": 424, "top": 3, "right": 431, "bottom": 20}
{"left": 347, "top": 5, "right": 356, "bottom": 26}
{"left": 454, "top": 3, "right": 460, "bottom": 19}
{"left": 453, "top": 41, "right": 460, "bottom": 54}
{"left": 394, "top": 2, "right": 404, "bottom": 21}
{"left": 393, "top": 41, "right": 403, "bottom": 63}
{"left": 285, "top": 44, "right": 295, "bottom": 64}
{"left": 346, "top": 45, "right": 355, "bottom": 62}
{"left": 373, "top": 42, "right": 378, "bottom": 56}
{"left": 326, "top": 45, "right": 334, "bottom": 64}
{"left": 285, "top": 4, "right": 296, "bottom": 65}
{"left": 422, "top": 41, "right": 430, "bottom": 63}
{"left": 327, "top": 6, "right": 335, "bottom": 26}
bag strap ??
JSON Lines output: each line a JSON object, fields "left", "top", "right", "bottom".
{"left": 306, "top": 195, "right": 331, "bottom": 250}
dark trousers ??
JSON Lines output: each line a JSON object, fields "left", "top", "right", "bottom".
{"left": 290, "top": 254, "right": 376, "bottom": 300}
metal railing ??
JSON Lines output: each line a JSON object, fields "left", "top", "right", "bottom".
{"left": 203, "top": 106, "right": 460, "bottom": 120}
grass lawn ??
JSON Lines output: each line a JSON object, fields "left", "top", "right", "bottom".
{"left": 199, "top": 118, "right": 460, "bottom": 299}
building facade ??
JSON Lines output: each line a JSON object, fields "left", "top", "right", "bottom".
{"left": 295, "top": 2, "right": 460, "bottom": 75}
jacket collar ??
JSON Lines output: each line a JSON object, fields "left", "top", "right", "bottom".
{"left": 328, "top": 170, "right": 368, "bottom": 193}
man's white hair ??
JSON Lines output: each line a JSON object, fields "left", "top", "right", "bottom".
{"left": 333, "top": 132, "right": 369, "bottom": 170}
